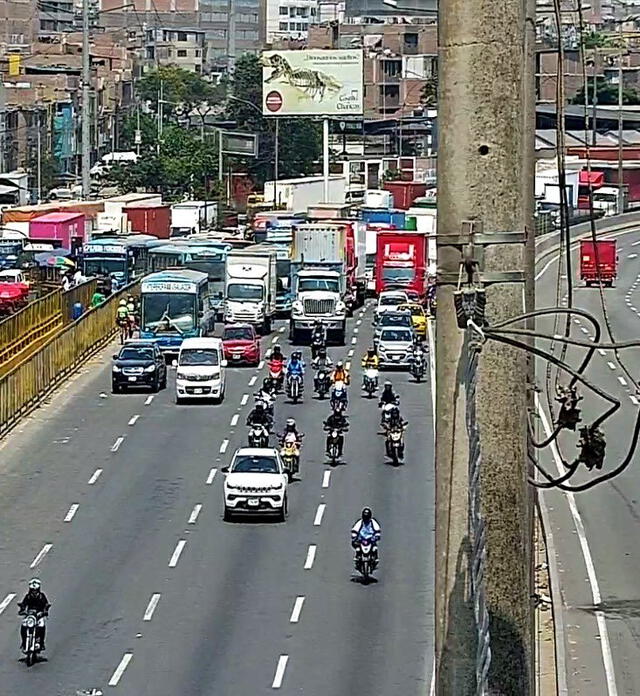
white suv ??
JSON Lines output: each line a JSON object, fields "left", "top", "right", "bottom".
{"left": 374, "top": 290, "right": 409, "bottom": 322}
{"left": 175, "top": 337, "right": 226, "bottom": 404}
{"left": 223, "top": 447, "right": 288, "bottom": 522}
{"left": 377, "top": 327, "right": 415, "bottom": 369}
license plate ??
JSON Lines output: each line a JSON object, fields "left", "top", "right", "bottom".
{"left": 248, "top": 498, "right": 259, "bottom": 506}
{"left": 128, "top": 376, "right": 138, "bottom": 382}
{"left": 193, "top": 388, "right": 203, "bottom": 394}
{"left": 393, "top": 355, "right": 401, "bottom": 361}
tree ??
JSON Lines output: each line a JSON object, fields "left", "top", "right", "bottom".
{"left": 118, "top": 112, "right": 157, "bottom": 151}
{"left": 137, "top": 66, "right": 225, "bottom": 116}
{"left": 225, "top": 54, "right": 322, "bottom": 185}
{"left": 570, "top": 76, "right": 640, "bottom": 106}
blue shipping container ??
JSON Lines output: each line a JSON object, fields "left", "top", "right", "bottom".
{"left": 360, "top": 208, "right": 406, "bottom": 229}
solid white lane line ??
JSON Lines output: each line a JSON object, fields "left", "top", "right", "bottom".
{"left": 289, "top": 596, "right": 305, "bottom": 623}
{"left": 618, "top": 376, "right": 628, "bottom": 387}
{"left": 607, "top": 362, "right": 616, "bottom": 370}
{"left": 143, "top": 593, "right": 161, "bottom": 621}
{"left": 249, "top": 375, "right": 257, "bottom": 386}
{"left": 64, "top": 504, "right": 79, "bottom": 522}
{"left": 0, "top": 593, "right": 16, "bottom": 616}
{"left": 630, "top": 395, "right": 639, "bottom": 405}
{"left": 219, "top": 439, "right": 229, "bottom": 454}
{"left": 241, "top": 394, "right": 249, "bottom": 406}
{"left": 598, "top": 349, "right": 607, "bottom": 356}
{"left": 188, "top": 504, "right": 203, "bottom": 525}
{"left": 169, "top": 540, "right": 187, "bottom": 568}
{"left": 313, "top": 504, "right": 326, "bottom": 526}
{"left": 537, "top": 395, "right": 619, "bottom": 696}
{"left": 88, "top": 468, "right": 103, "bottom": 484}
{"left": 145, "top": 395, "right": 154, "bottom": 405}
{"left": 272, "top": 655, "right": 289, "bottom": 689}
{"left": 351, "top": 337, "right": 357, "bottom": 344}
{"left": 258, "top": 360, "right": 265, "bottom": 369}
{"left": 230, "top": 414, "right": 239, "bottom": 427}
{"left": 108, "top": 653, "right": 133, "bottom": 687}
{"left": 128, "top": 415, "right": 140, "bottom": 426}
{"left": 304, "top": 545, "right": 317, "bottom": 569}
{"left": 30, "top": 544, "right": 52, "bottom": 569}
{"left": 206, "top": 468, "right": 217, "bottom": 484}
{"left": 347, "top": 349, "right": 354, "bottom": 357}
{"left": 322, "top": 470, "right": 331, "bottom": 488}
{"left": 111, "top": 436, "right": 124, "bottom": 452}
{"left": 534, "top": 257, "right": 559, "bottom": 281}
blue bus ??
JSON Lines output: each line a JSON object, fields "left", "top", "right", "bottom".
{"left": 139, "top": 269, "right": 216, "bottom": 354}
{"left": 82, "top": 235, "right": 164, "bottom": 287}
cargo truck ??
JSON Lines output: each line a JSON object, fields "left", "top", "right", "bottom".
{"left": 375, "top": 231, "right": 428, "bottom": 296}
{"left": 579, "top": 239, "right": 617, "bottom": 286}
{"left": 264, "top": 176, "right": 347, "bottom": 214}
{"left": 224, "top": 249, "right": 277, "bottom": 333}
{"left": 170, "top": 201, "right": 217, "bottom": 237}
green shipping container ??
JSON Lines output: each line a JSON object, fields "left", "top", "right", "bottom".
{"left": 406, "top": 215, "right": 417, "bottom": 231}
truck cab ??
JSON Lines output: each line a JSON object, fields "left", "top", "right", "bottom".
{"left": 224, "top": 250, "right": 277, "bottom": 334}
{"left": 290, "top": 267, "right": 347, "bottom": 344}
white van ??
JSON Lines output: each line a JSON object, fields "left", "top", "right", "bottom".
{"left": 175, "top": 337, "right": 226, "bottom": 404}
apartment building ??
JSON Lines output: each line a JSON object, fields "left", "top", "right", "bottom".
{"left": 265, "top": 0, "right": 318, "bottom": 43}
{"left": 144, "top": 27, "right": 207, "bottom": 73}
{"left": 0, "top": 0, "right": 37, "bottom": 55}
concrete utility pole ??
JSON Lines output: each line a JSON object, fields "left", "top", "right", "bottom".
{"left": 81, "top": 0, "right": 91, "bottom": 198}
{"left": 435, "top": 0, "right": 534, "bottom": 693}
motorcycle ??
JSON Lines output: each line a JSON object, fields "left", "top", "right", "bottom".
{"left": 354, "top": 539, "right": 378, "bottom": 582}
{"left": 268, "top": 360, "right": 285, "bottom": 392}
{"left": 326, "top": 428, "right": 342, "bottom": 464}
{"left": 314, "top": 369, "right": 331, "bottom": 399}
{"left": 20, "top": 611, "right": 45, "bottom": 667}
{"left": 254, "top": 392, "right": 275, "bottom": 418}
{"left": 385, "top": 425, "right": 406, "bottom": 465}
{"left": 287, "top": 373, "right": 303, "bottom": 403}
{"left": 331, "top": 381, "right": 348, "bottom": 413}
{"left": 280, "top": 432, "right": 301, "bottom": 481}
{"left": 248, "top": 424, "right": 270, "bottom": 448}
{"left": 410, "top": 354, "right": 426, "bottom": 382}
{"left": 363, "top": 368, "right": 379, "bottom": 397}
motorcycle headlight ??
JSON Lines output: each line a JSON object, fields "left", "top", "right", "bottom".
{"left": 144, "top": 364, "right": 156, "bottom": 372}
{"left": 25, "top": 615, "right": 36, "bottom": 628}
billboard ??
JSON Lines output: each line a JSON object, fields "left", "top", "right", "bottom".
{"left": 261, "top": 50, "right": 364, "bottom": 117}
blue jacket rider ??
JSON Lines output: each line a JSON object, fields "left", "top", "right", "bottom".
{"left": 286, "top": 351, "right": 305, "bottom": 377}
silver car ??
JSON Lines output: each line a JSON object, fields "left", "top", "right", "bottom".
{"left": 377, "top": 327, "right": 415, "bottom": 369}
{"left": 373, "top": 310, "right": 414, "bottom": 348}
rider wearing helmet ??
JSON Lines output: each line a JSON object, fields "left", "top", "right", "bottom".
{"left": 281, "top": 417, "right": 303, "bottom": 445}
{"left": 261, "top": 376, "right": 276, "bottom": 396}
{"left": 116, "top": 298, "right": 129, "bottom": 326}
{"left": 18, "top": 578, "right": 50, "bottom": 651}
{"left": 361, "top": 347, "right": 379, "bottom": 370}
{"left": 312, "top": 346, "right": 333, "bottom": 370}
{"left": 246, "top": 400, "right": 272, "bottom": 429}
{"left": 351, "top": 507, "right": 381, "bottom": 564}
{"left": 379, "top": 381, "right": 398, "bottom": 407}
{"left": 323, "top": 408, "right": 349, "bottom": 457}
{"left": 286, "top": 352, "right": 305, "bottom": 391}
{"left": 331, "top": 360, "right": 350, "bottom": 385}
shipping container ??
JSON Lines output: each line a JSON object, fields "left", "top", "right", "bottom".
{"left": 383, "top": 181, "right": 428, "bottom": 210}
{"left": 29, "top": 211, "right": 86, "bottom": 251}
{"left": 360, "top": 208, "right": 406, "bottom": 229}
{"left": 125, "top": 201, "right": 171, "bottom": 239}
{"left": 375, "top": 230, "right": 428, "bottom": 296}
{"left": 264, "top": 176, "right": 346, "bottom": 214}
{"left": 292, "top": 223, "right": 347, "bottom": 264}
{"left": 579, "top": 239, "right": 617, "bottom": 286}
{"left": 98, "top": 193, "right": 162, "bottom": 233}
{"left": 307, "top": 203, "right": 353, "bottom": 220}
{"left": 364, "top": 189, "right": 394, "bottom": 209}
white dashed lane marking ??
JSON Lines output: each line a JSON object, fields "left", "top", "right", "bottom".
{"left": 63, "top": 504, "right": 79, "bottom": 522}
{"left": 313, "top": 504, "right": 326, "bottom": 526}
{"left": 128, "top": 415, "right": 140, "bottom": 426}
{"left": 169, "top": 540, "right": 187, "bottom": 568}
{"left": 272, "top": 655, "right": 289, "bottom": 689}
{"left": 111, "top": 436, "right": 124, "bottom": 452}
{"left": 143, "top": 593, "right": 161, "bottom": 621}
{"left": 30, "top": 544, "right": 52, "bottom": 569}
{"left": 322, "top": 470, "right": 331, "bottom": 488}
{"left": 304, "top": 545, "right": 317, "bottom": 569}
{"left": 289, "top": 597, "right": 305, "bottom": 623}
{"left": 88, "top": 468, "right": 102, "bottom": 485}
{"left": 188, "top": 504, "right": 203, "bottom": 525}
{"left": 0, "top": 594, "right": 16, "bottom": 616}
{"left": 206, "top": 468, "right": 217, "bottom": 484}
{"left": 108, "top": 653, "right": 133, "bottom": 687}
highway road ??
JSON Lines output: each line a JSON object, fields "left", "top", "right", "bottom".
{"left": 536, "top": 226, "right": 640, "bottom": 696}
{"left": 0, "top": 306, "right": 434, "bottom": 695}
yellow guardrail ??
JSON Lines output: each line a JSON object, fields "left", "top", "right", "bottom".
{"left": 0, "top": 282, "right": 139, "bottom": 438}
{"left": 0, "top": 290, "right": 63, "bottom": 366}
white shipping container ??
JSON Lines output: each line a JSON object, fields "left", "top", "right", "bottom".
{"left": 292, "top": 223, "right": 347, "bottom": 264}
{"left": 264, "top": 176, "right": 347, "bottom": 213}
{"left": 364, "top": 189, "right": 394, "bottom": 209}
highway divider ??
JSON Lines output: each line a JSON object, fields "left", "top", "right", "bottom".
{"left": 0, "top": 283, "right": 138, "bottom": 438}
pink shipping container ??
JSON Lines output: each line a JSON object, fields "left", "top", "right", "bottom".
{"left": 125, "top": 201, "right": 171, "bottom": 239}
{"left": 382, "top": 181, "right": 428, "bottom": 210}
{"left": 29, "top": 211, "right": 86, "bottom": 250}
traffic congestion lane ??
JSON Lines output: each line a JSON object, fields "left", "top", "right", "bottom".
{"left": 0, "top": 338, "right": 270, "bottom": 694}
{"left": 536, "top": 230, "right": 640, "bottom": 695}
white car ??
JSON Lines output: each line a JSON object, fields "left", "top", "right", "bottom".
{"left": 223, "top": 447, "right": 288, "bottom": 521}
{"left": 377, "top": 327, "right": 415, "bottom": 369}
{"left": 175, "top": 337, "right": 226, "bottom": 404}
{"left": 374, "top": 290, "right": 410, "bottom": 322}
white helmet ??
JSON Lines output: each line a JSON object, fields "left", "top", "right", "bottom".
{"left": 28, "top": 578, "right": 41, "bottom": 591}
{"left": 119, "top": 299, "right": 126, "bottom": 306}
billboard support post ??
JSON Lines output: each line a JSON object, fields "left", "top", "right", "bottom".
{"left": 274, "top": 119, "right": 279, "bottom": 206}
{"left": 218, "top": 129, "right": 223, "bottom": 183}
{"left": 323, "top": 117, "right": 329, "bottom": 202}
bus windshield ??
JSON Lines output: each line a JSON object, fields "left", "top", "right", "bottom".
{"left": 84, "top": 258, "right": 127, "bottom": 276}
{"left": 142, "top": 292, "right": 196, "bottom": 333}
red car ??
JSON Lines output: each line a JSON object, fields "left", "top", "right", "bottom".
{"left": 222, "top": 323, "right": 261, "bottom": 366}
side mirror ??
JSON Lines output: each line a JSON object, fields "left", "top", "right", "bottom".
{"left": 221, "top": 359, "right": 228, "bottom": 368}
{"left": 112, "top": 354, "right": 119, "bottom": 360}
{"left": 221, "top": 466, "right": 229, "bottom": 473}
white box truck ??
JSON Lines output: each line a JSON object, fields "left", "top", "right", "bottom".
{"left": 264, "top": 176, "right": 347, "bottom": 214}
{"left": 171, "top": 201, "right": 217, "bottom": 237}
{"left": 224, "top": 249, "right": 277, "bottom": 333}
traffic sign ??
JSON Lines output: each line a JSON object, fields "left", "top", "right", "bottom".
{"left": 265, "top": 91, "right": 283, "bottom": 113}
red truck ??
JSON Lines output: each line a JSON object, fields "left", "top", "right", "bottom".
{"left": 579, "top": 239, "right": 617, "bottom": 286}
{"left": 375, "top": 230, "right": 427, "bottom": 296}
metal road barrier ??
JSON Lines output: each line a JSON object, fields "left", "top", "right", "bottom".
{"left": 0, "top": 283, "right": 139, "bottom": 438}
{"left": 464, "top": 331, "right": 491, "bottom": 695}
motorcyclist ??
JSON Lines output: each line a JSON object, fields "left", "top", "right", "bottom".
{"left": 18, "top": 578, "right": 50, "bottom": 652}
{"left": 116, "top": 298, "right": 129, "bottom": 326}
{"left": 361, "top": 347, "right": 380, "bottom": 370}
{"left": 331, "top": 360, "right": 350, "bottom": 385}
{"left": 246, "top": 401, "right": 272, "bottom": 431}
{"left": 311, "top": 320, "right": 327, "bottom": 357}
{"left": 351, "top": 507, "right": 381, "bottom": 565}
{"left": 385, "top": 403, "right": 407, "bottom": 431}
{"left": 410, "top": 339, "right": 427, "bottom": 363}
{"left": 379, "top": 381, "right": 398, "bottom": 407}
{"left": 281, "top": 417, "right": 303, "bottom": 447}
{"left": 323, "top": 409, "right": 349, "bottom": 457}
{"left": 270, "top": 345, "right": 286, "bottom": 363}
{"left": 261, "top": 376, "right": 277, "bottom": 397}
{"left": 286, "top": 352, "right": 305, "bottom": 392}
{"left": 312, "top": 347, "right": 333, "bottom": 370}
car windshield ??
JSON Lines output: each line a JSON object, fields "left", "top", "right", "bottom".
{"left": 179, "top": 348, "right": 219, "bottom": 366}
{"left": 232, "top": 455, "right": 279, "bottom": 474}
{"left": 382, "top": 267, "right": 415, "bottom": 282}
{"left": 400, "top": 305, "right": 424, "bottom": 317}
{"left": 119, "top": 347, "right": 154, "bottom": 361}
{"left": 298, "top": 278, "right": 340, "bottom": 293}
{"left": 227, "top": 283, "right": 263, "bottom": 301}
{"left": 224, "top": 327, "right": 254, "bottom": 341}
{"left": 381, "top": 314, "right": 411, "bottom": 327}
{"left": 380, "top": 295, "right": 406, "bottom": 306}
{"left": 381, "top": 329, "right": 413, "bottom": 342}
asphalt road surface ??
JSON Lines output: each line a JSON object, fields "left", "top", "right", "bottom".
{"left": 537, "top": 226, "right": 640, "bottom": 696}
{"left": 0, "top": 306, "right": 434, "bottom": 695}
